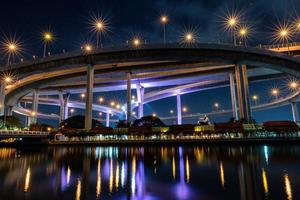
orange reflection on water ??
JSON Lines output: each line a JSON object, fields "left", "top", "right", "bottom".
{"left": 172, "top": 156, "right": 176, "bottom": 180}
{"left": 24, "top": 167, "right": 31, "bottom": 192}
{"left": 185, "top": 156, "right": 190, "bottom": 183}
{"left": 67, "top": 166, "right": 71, "bottom": 186}
{"left": 262, "top": 168, "right": 269, "bottom": 195}
{"left": 75, "top": 179, "right": 81, "bottom": 200}
{"left": 219, "top": 162, "right": 225, "bottom": 188}
{"left": 96, "top": 159, "right": 101, "bottom": 198}
{"left": 284, "top": 173, "right": 293, "bottom": 200}
{"left": 109, "top": 159, "right": 113, "bottom": 192}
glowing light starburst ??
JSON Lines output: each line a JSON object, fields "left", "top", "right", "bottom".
{"left": 0, "top": 70, "right": 18, "bottom": 85}
{"left": 271, "top": 21, "right": 294, "bottom": 44}
{"left": 88, "top": 12, "right": 111, "bottom": 48}
{"left": 1, "top": 34, "right": 24, "bottom": 65}
{"left": 179, "top": 26, "right": 200, "bottom": 44}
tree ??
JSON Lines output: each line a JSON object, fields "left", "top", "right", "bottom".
{"left": 132, "top": 116, "right": 165, "bottom": 127}
{"left": 29, "top": 123, "right": 55, "bottom": 132}
{"left": 60, "top": 115, "right": 103, "bottom": 129}
{"left": 0, "top": 115, "right": 23, "bottom": 130}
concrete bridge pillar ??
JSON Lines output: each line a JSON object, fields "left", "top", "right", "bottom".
{"left": 85, "top": 64, "right": 94, "bottom": 130}
{"left": 229, "top": 72, "right": 238, "bottom": 120}
{"left": 177, "top": 94, "right": 182, "bottom": 125}
{"left": 59, "top": 91, "right": 70, "bottom": 122}
{"left": 136, "top": 82, "right": 144, "bottom": 119}
{"left": 106, "top": 112, "right": 110, "bottom": 127}
{"left": 127, "top": 72, "right": 132, "bottom": 123}
{"left": 0, "top": 83, "right": 6, "bottom": 116}
{"left": 235, "top": 64, "right": 251, "bottom": 123}
{"left": 28, "top": 89, "right": 39, "bottom": 125}
{"left": 291, "top": 102, "right": 299, "bottom": 123}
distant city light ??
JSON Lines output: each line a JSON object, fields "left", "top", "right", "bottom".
{"left": 99, "top": 97, "right": 104, "bottom": 103}
{"left": 70, "top": 108, "right": 75, "bottom": 113}
{"left": 116, "top": 104, "right": 121, "bottom": 109}
{"left": 110, "top": 101, "right": 115, "bottom": 107}
{"left": 170, "top": 110, "right": 174, "bottom": 114}
{"left": 99, "top": 112, "right": 103, "bottom": 116}
{"left": 182, "top": 107, "right": 187, "bottom": 112}
{"left": 152, "top": 113, "right": 157, "bottom": 117}
{"left": 252, "top": 95, "right": 258, "bottom": 100}
{"left": 132, "top": 38, "right": 141, "bottom": 46}
{"left": 214, "top": 103, "right": 219, "bottom": 108}
{"left": 80, "top": 93, "right": 85, "bottom": 98}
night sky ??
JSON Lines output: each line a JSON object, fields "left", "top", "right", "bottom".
{"left": 2, "top": 0, "right": 300, "bottom": 126}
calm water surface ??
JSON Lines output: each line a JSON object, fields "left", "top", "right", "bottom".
{"left": 0, "top": 145, "right": 299, "bottom": 200}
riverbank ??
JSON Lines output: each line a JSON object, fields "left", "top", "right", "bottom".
{"left": 1, "top": 137, "right": 300, "bottom": 147}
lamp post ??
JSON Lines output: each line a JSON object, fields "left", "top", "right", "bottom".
{"left": 43, "top": 32, "right": 53, "bottom": 57}
{"left": 95, "top": 21, "right": 105, "bottom": 48}
{"left": 160, "top": 15, "right": 168, "bottom": 44}
{"left": 227, "top": 17, "right": 238, "bottom": 45}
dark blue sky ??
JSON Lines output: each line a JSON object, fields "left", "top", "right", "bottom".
{"left": 2, "top": 0, "right": 300, "bottom": 126}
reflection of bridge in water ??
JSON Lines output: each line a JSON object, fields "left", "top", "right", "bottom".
{"left": 0, "top": 146, "right": 296, "bottom": 199}
{"left": 1, "top": 43, "right": 300, "bottom": 128}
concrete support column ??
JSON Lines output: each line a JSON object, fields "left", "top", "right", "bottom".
{"left": 0, "top": 84, "right": 5, "bottom": 116}
{"left": 291, "top": 102, "right": 299, "bottom": 123}
{"left": 229, "top": 72, "right": 238, "bottom": 120}
{"left": 235, "top": 64, "right": 251, "bottom": 123}
{"left": 127, "top": 72, "right": 132, "bottom": 122}
{"left": 59, "top": 91, "right": 70, "bottom": 122}
{"left": 85, "top": 64, "right": 94, "bottom": 130}
{"left": 106, "top": 112, "right": 110, "bottom": 127}
{"left": 29, "top": 89, "right": 39, "bottom": 125}
{"left": 176, "top": 94, "right": 182, "bottom": 125}
{"left": 136, "top": 82, "right": 144, "bottom": 119}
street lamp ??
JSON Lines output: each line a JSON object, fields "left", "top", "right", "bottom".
{"left": 70, "top": 108, "right": 75, "bottom": 114}
{"left": 170, "top": 110, "right": 174, "bottom": 114}
{"left": 214, "top": 103, "right": 220, "bottom": 110}
{"left": 271, "top": 89, "right": 279, "bottom": 98}
{"left": 160, "top": 15, "right": 168, "bottom": 44}
{"left": 289, "top": 81, "right": 298, "bottom": 90}
{"left": 42, "top": 32, "right": 53, "bottom": 57}
{"left": 94, "top": 20, "right": 106, "bottom": 48}
{"left": 110, "top": 101, "right": 115, "bottom": 107}
{"left": 239, "top": 27, "right": 248, "bottom": 45}
{"left": 132, "top": 38, "right": 141, "bottom": 47}
{"left": 83, "top": 44, "right": 93, "bottom": 52}
{"left": 152, "top": 113, "right": 157, "bottom": 117}
{"left": 4, "top": 41, "right": 19, "bottom": 65}
{"left": 99, "top": 97, "right": 104, "bottom": 103}
{"left": 182, "top": 107, "right": 187, "bottom": 112}
{"left": 227, "top": 17, "right": 238, "bottom": 45}
{"left": 252, "top": 95, "right": 258, "bottom": 105}
{"left": 185, "top": 33, "right": 194, "bottom": 43}
{"left": 80, "top": 93, "right": 85, "bottom": 99}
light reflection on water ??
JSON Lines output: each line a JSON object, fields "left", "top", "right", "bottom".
{"left": 0, "top": 145, "right": 299, "bottom": 199}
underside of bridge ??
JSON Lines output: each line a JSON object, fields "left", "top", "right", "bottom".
{"left": 1, "top": 43, "right": 300, "bottom": 129}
